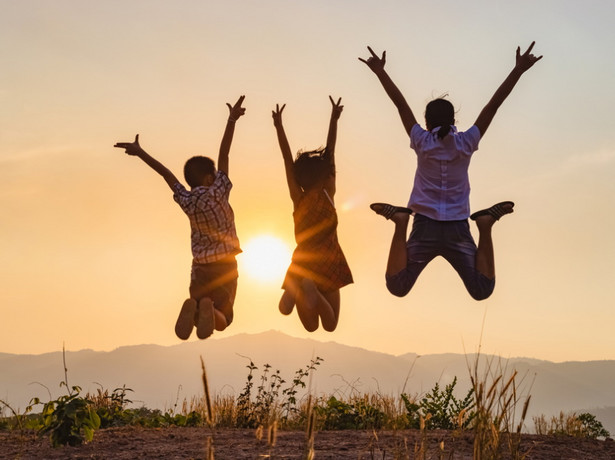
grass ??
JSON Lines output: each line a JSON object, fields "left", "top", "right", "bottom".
{"left": 1, "top": 352, "right": 611, "bottom": 458}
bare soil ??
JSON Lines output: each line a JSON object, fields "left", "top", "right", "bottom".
{"left": 2, "top": 427, "right": 615, "bottom": 459}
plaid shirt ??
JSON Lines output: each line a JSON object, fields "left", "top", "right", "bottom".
{"left": 172, "top": 171, "right": 241, "bottom": 264}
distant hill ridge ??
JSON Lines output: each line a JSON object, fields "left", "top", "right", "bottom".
{"left": 2, "top": 330, "right": 615, "bottom": 434}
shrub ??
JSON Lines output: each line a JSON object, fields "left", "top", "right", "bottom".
{"left": 533, "top": 411, "right": 610, "bottom": 439}
{"left": 401, "top": 377, "right": 475, "bottom": 430}
{"left": 36, "top": 386, "right": 101, "bottom": 447}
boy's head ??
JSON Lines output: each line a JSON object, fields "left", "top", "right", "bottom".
{"left": 294, "top": 148, "right": 334, "bottom": 190}
{"left": 425, "top": 98, "right": 455, "bottom": 131}
{"left": 184, "top": 156, "right": 216, "bottom": 188}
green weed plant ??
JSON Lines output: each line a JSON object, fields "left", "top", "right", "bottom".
{"left": 35, "top": 385, "right": 101, "bottom": 447}
{"left": 401, "top": 376, "right": 475, "bottom": 430}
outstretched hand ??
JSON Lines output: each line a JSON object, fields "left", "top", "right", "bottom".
{"left": 272, "top": 103, "right": 286, "bottom": 128}
{"left": 358, "top": 46, "right": 386, "bottom": 73}
{"left": 515, "top": 41, "right": 542, "bottom": 72}
{"left": 227, "top": 95, "right": 246, "bottom": 122}
{"left": 114, "top": 134, "right": 143, "bottom": 156}
{"left": 329, "top": 96, "right": 343, "bottom": 120}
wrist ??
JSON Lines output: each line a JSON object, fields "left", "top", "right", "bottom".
{"left": 511, "top": 66, "right": 525, "bottom": 77}
{"left": 228, "top": 116, "right": 237, "bottom": 123}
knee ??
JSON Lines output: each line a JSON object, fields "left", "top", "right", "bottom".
{"left": 467, "top": 280, "right": 495, "bottom": 301}
{"left": 469, "top": 291, "right": 492, "bottom": 301}
{"left": 386, "top": 279, "right": 412, "bottom": 298}
{"left": 321, "top": 319, "right": 339, "bottom": 332}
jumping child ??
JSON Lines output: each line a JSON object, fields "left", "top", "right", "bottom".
{"left": 272, "top": 96, "right": 353, "bottom": 332}
{"left": 114, "top": 95, "right": 246, "bottom": 340}
{"left": 360, "top": 42, "right": 542, "bottom": 300}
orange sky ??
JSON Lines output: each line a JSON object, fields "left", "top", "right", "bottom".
{"left": 1, "top": 1, "right": 615, "bottom": 361}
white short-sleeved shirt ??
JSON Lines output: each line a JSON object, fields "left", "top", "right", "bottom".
{"left": 172, "top": 171, "right": 241, "bottom": 264}
{"left": 409, "top": 124, "right": 481, "bottom": 221}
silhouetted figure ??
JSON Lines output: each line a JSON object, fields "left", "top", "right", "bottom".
{"left": 360, "top": 43, "right": 542, "bottom": 299}
{"left": 114, "top": 96, "right": 246, "bottom": 339}
{"left": 272, "top": 97, "right": 353, "bottom": 332}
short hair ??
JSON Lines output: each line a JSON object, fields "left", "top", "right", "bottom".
{"left": 425, "top": 98, "right": 455, "bottom": 139}
{"left": 293, "top": 148, "right": 334, "bottom": 190}
{"left": 184, "top": 156, "right": 215, "bottom": 188}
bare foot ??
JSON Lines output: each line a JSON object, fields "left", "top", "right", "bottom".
{"left": 175, "top": 299, "right": 197, "bottom": 340}
{"left": 195, "top": 298, "right": 215, "bottom": 339}
{"left": 279, "top": 290, "right": 295, "bottom": 315}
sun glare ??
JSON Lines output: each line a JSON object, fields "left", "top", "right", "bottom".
{"left": 240, "top": 235, "right": 292, "bottom": 283}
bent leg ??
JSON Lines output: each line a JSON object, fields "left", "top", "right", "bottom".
{"left": 443, "top": 221, "right": 494, "bottom": 301}
{"left": 211, "top": 278, "right": 237, "bottom": 329}
{"left": 190, "top": 258, "right": 238, "bottom": 330}
{"left": 385, "top": 214, "right": 433, "bottom": 297}
{"left": 320, "top": 289, "right": 340, "bottom": 332}
{"left": 295, "top": 279, "right": 341, "bottom": 332}
{"left": 279, "top": 288, "right": 296, "bottom": 315}
{"left": 474, "top": 202, "right": 514, "bottom": 280}
{"left": 295, "top": 279, "right": 321, "bottom": 332}
{"left": 383, "top": 209, "right": 412, "bottom": 276}
{"left": 175, "top": 298, "right": 197, "bottom": 340}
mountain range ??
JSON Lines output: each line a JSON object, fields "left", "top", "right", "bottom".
{"left": 2, "top": 330, "right": 614, "bottom": 434}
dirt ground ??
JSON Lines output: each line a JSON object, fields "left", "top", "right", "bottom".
{"left": 2, "top": 427, "right": 615, "bottom": 460}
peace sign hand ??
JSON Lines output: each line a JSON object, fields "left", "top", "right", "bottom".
{"left": 329, "top": 95, "right": 344, "bottom": 120}
{"left": 272, "top": 103, "right": 286, "bottom": 128}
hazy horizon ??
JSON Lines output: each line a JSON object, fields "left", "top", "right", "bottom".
{"left": 4, "top": 330, "right": 615, "bottom": 438}
{"left": 1, "top": 329, "right": 611, "bottom": 366}
{"left": 2, "top": 1, "right": 615, "bottom": 362}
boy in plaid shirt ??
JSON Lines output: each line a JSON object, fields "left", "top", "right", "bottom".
{"left": 114, "top": 96, "right": 245, "bottom": 340}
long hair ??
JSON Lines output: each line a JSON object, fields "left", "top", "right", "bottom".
{"left": 293, "top": 148, "right": 333, "bottom": 191}
{"left": 425, "top": 98, "right": 455, "bottom": 140}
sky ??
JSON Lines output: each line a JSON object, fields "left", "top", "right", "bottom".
{"left": 1, "top": 0, "right": 615, "bottom": 362}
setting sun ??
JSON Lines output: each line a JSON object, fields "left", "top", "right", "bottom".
{"left": 240, "top": 235, "right": 292, "bottom": 283}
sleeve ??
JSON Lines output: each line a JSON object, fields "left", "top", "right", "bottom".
{"left": 462, "top": 125, "right": 481, "bottom": 153}
{"left": 409, "top": 123, "right": 426, "bottom": 152}
{"left": 210, "top": 171, "right": 232, "bottom": 199}
{"left": 172, "top": 182, "right": 190, "bottom": 209}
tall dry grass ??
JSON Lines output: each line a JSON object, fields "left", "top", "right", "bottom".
{"left": 468, "top": 352, "right": 533, "bottom": 460}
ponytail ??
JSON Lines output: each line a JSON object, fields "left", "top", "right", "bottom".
{"left": 435, "top": 124, "right": 451, "bottom": 140}
{"left": 425, "top": 98, "right": 455, "bottom": 140}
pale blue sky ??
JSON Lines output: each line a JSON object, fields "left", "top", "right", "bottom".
{"left": 1, "top": 1, "right": 614, "bottom": 361}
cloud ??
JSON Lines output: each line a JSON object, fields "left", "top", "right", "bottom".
{"left": 562, "top": 148, "right": 615, "bottom": 170}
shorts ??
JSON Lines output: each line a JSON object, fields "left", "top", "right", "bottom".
{"left": 190, "top": 255, "right": 238, "bottom": 324}
{"left": 385, "top": 214, "right": 495, "bottom": 300}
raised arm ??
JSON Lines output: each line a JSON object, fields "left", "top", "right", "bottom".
{"left": 359, "top": 46, "right": 417, "bottom": 136}
{"left": 218, "top": 95, "right": 246, "bottom": 177}
{"left": 474, "top": 42, "right": 542, "bottom": 137}
{"left": 272, "top": 104, "right": 302, "bottom": 205}
{"left": 325, "top": 96, "right": 343, "bottom": 166}
{"left": 114, "top": 134, "right": 179, "bottom": 191}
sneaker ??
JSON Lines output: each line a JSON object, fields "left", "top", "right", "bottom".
{"left": 196, "top": 298, "right": 215, "bottom": 339}
{"left": 175, "top": 298, "right": 197, "bottom": 340}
